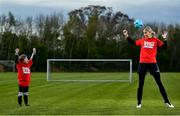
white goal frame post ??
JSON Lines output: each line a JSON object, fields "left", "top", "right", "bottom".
{"left": 0, "top": 60, "right": 15, "bottom": 72}
{"left": 47, "top": 59, "right": 132, "bottom": 83}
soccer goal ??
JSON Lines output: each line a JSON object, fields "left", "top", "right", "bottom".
{"left": 47, "top": 59, "right": 132, "bottom": 83}
{"left": 0, "top": 60, "right": 15, "bottom": 72}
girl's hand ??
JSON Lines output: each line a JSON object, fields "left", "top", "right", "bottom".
{"left": 33, "top": 48, "right": 36, "bottom": 54}
{"left": 15, "top": 48, "right": 19, "bottom": 54}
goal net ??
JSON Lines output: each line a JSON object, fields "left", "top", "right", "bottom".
{"left": 0, "top": 60, "right": 15, "bottom": 72}
{"left": 47, "top": 59, "right": 132, "bottom": 83}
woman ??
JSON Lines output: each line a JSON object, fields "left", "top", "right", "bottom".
{"left": 123, "top": 26, "right": 174, "bottom": 108}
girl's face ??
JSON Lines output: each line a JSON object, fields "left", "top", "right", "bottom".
{"left": 143, "top": 31, "right": 152, "bottom": 38}
{"left": 23, "top": 57, "right": 28, "bottom": 64}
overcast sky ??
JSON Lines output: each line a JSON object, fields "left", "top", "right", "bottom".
{"left": 0, "top": 0, "right": 180, "bottom": 24}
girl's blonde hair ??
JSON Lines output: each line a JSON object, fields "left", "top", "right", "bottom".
{"left": 143, "top": 26, "right": 156, "bottom": 37}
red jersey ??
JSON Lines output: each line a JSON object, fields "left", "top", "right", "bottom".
{"left": 16, "top": 59, "right": 33, "bottom": 86}
{"left": 135, "top": 38, "right": 164, "bottom": 63}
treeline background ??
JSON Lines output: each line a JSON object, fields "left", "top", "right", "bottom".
{"left": 0, "top": 5, "right": 180, "bottom": 72}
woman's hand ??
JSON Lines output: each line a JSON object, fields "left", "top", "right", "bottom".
{"left": 123, "top": 29, "right": 129, "bottom": 38}
{"left": 162, "top": 31, "right": 168, "bottom": 40}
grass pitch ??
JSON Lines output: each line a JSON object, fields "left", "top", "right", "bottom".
{"left": 0, "top": 72, "right": 180, "bottom": 115}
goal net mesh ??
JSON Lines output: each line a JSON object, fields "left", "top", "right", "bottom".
{"left": 0, "top": 60, "right": 15, "bottom": 72}
{"left": 47, "top": 59, "right": 132, "bottom": 83}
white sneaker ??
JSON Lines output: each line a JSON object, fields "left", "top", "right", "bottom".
{"left": 136, "top": 104, "right": 141, "bottom": 108}
{"left": 165, "top": 103, "right": 174, "bottom": 108}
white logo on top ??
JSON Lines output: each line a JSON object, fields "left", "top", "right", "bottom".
{"left": 22, "top": 67, "right": 30, "bottom": 74}
{"left": 144, "top": 41, "right": 155, "bottom": 48}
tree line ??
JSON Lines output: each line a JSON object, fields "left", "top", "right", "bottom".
{"left": 0, "top": 5, "right": 180, "bottom": 72}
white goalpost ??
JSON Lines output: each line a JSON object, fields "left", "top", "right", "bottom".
{"left": 47, "top": 59, "right": 132, "bottom": 83}
{"left": 0, "top": 60, "right": 15, "bottom": 72}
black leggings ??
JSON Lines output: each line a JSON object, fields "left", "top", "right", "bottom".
{"left": 137, "top": 63, "right": 170, "bottom": 104}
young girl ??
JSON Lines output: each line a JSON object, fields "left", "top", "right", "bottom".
{"left": 15, "top": 48, "right": 36, "bottom": 106}
{"left": 123, "top": 26, "right": 174, "bottom": 108}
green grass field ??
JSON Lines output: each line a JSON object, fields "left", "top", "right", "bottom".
{"left": 0, "top": 72, "right": 180, "bottom": 115}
